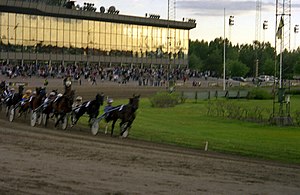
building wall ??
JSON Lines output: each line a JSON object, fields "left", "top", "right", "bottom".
{"left": 0, "top": 1, "right": 195, "bottom": 67}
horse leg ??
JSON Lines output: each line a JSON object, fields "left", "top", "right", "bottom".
{"left": 105, "top": 122, "right": 109, "bottom": 134}
{"left": 6, "top": 105, "right": 10, "bottom": 117}
{"left": 71, "top": 117, "right": 79, "bottom": 127}
{"left": 119, "top": 120, "right": 125, "bottom": 136}
{"left": 71, "top": 112, "right": 78, "bottom": 127}
{"left": 120, "top": 117, "right": 135, "bottom": 136}
{"left": 120, "top": 120, "right": 131, "bottom": 136}
{"left": 44, "top": 114, "right": 49, "bottom": 127}
{"left": 18, "top": 105, "right": 26, "bottom": 118}
{"left": 18, "top": 107, "right": 22, "bottom": 117}
{"left": 111, "top": 120, "right": 117, "bottom": 137}
{"left": 55, "top": 113, "right": 64, "bottom": 127}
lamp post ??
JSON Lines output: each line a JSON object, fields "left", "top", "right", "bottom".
{"left": 229, "top": 16, "right": 234, "bottom": 26}
{"left": 224, "top": 12, "right": 234, "bottom": 91}
{"left": 229, "top": 15, "right": 234, "bottom": 39}
{"left": 294, "top": 24, "right": 299, "bottom": 33}
{"left": 263, "top": 20, "right": 268, "bottom": 41}
{"left": 223, "top": 8, "right": 226, "bottom": 91}
{"left": 294, "top": 24, "right": 299, "bottom": 50}
{"left": 263, "top": 20, "right": 268, "bottom": 30}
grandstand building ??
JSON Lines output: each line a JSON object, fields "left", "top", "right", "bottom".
{"left": 0, "top": 0, "right": 196, "bottom": 68}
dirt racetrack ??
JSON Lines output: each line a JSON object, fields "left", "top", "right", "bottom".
{"left": 1, "top": 76, "right": 300, "bottom": 194}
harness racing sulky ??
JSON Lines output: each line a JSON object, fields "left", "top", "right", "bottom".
{"left": 91, "top": 94, "right": 140, "bottom": 137}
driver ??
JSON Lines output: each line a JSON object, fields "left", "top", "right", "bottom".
{"left": 63, "top": 77, "right": 72, "bottom": 91}
{"left": 43, "top": 91, "right": 56, "bottom": 108}
{"left": 104, "top": 98, "right": 114, "bottom": 114}
{"left": 4, "top": 87, "right": 15, "bottom": 102}
{"left": 72, "top": 96, "right": 83, "bottom": 109}
{"left": 21, "top": 89, "right": 32, "bottom": 103}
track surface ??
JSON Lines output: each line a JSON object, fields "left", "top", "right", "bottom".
{"left": 0, "top": 76, "right": 300, "bottom": 194}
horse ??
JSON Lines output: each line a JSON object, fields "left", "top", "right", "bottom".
{"left": 105, "top": 94, "right": 140, "bottom": 137}
{"left": 71, "top": 93, "right": 104, "bottom": 127}
{"left": 0, "top": 80, "right": 6, "bottom": 94}
{"left": 31, "top": 87, "right": 47, "bottom": 110}
{"left": 5, "top": 85, "right": 24, "bottom": 119}
{"left": 17, "top": 96, "right": 32, "bottom": 118}
{"left": 29, "top": 87, "right": 47, "bottom": 126}
{"left": 40, "top": 90, "right": 58, "bottom": 127}
{"left": 52, "top": 88, "right": 75, "bottom": 129}
{"left": 0, "top": 81, "right": 6, "bottom": 111}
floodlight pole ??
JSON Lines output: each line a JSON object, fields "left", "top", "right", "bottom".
{"left": 167, "top": 0, "right": 170, "bottom": 89}
{"left": 223, "top": 8, "right": 226, "bottom": 91}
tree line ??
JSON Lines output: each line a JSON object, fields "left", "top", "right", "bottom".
{"left": 188, "top": 37, "right": 300, "bottom": 79}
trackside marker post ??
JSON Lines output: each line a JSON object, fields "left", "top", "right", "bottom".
{"left": 205, "top": 141, "right": 208, "bottom": 151}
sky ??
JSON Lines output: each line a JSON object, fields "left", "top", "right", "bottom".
{"left": 76, "top": 0, "right": 300, "bottom": 49}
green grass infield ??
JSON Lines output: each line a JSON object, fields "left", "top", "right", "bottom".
{"left": 79, "top": 97, "right": 300, "bottom": 164}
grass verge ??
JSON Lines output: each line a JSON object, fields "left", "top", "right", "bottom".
{"left": 79, "top": 97, "right": 300, "bottom": 164}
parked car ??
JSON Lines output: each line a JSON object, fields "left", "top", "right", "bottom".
{"left": 258, "top": 75, "right": 270, "bottom": 82}
{"left": 232, "top": 77, "right": 246, "bottom": 82}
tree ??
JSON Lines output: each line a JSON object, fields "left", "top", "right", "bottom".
{"left": 206, "top": 48, "right": 223, "bottom": 77}
{"left": 188, "top": 38, "right": 300, "bottom": 79}
{"left": 188, "top": 53, "right": 203, "bottom": 70}
{"left": 261, "top": 58, "right": 275, "bottom": 75}
{"left": 227, "top": 60, "right": 249, "bottom": 77}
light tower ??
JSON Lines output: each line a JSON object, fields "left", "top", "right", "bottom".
{"left": 167, "top": 0, "right": 176, "bottom": 89}
{"left": 167, "top": 0, "right": 176, "bottom": 67}
{"left": 254, "top": 0, "right": 262, "bottom": 79}
{"left": 168, "top": 0, "right": 176, "bottom": 21}
{"left": 272, "top": 0, "right": 292, "bottom": 125}
{"left": 275, "top": 0, "right": 292, "bottom": 53}
{"left": 255, "top": 0, "right": 262, "bottom": 42}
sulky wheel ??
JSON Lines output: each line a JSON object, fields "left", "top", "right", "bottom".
{"left": 37, "top": 112, "right": 42, "bottom": 125}
{"left": 42, "top": 113, "right": 48, "bottom": 126}
{"left": 31, "top": 111, "right": 37, "bottom": 127}
{"left": 61, "top": 115, "right": 68, "bottom": 130}
{"left": 91, "top": 120, "right": 99, "bottom": 136}
{"left": 9, "top": 108, "right": 15, "bottom": 122}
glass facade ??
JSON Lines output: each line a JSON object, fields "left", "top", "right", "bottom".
{"left": 0, "top": 12, "right": 189, "bottom": 61}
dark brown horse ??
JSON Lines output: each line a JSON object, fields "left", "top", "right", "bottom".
{"left": 19, "top": 87, "right": 46, "bottom": 118}
{"left": 105, "top": 95, "right": 140, "bottom": 137}
{"left": 29, "top": 87, "right": 47, "bottom": 126}
{"left": 31, "top": 87, "right": 47, "bottom": 110}
{"left": 52, "top": 88, "right": 75, "bottom": 129}
{"left": 18, "top": 97, "right": 31, "bottom": 118}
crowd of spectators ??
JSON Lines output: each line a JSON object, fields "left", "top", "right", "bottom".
{"left": 0, "top": 63, "right": 204, "bottom": 87}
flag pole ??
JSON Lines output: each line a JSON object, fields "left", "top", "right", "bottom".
{"left": 223, "top": 8, "right": 226, "bottom": 91}
{"left": 279, "top": 36, "right": 283, "bottom": 89}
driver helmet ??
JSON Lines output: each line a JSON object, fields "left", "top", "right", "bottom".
{"left": 10, "top": 87, "right": 15, "bottom": 92}
{"left": 76, "top": 96, "right": 82, "bottom": 102}
{"left": 32, "top": 90, "right": 37, "bottom": 95}
{"left": 107, "top": 98, "right": 113, "bottom": 104}
{"left": 49, "top": 91, "right": 56, "bottom": 96}
{"left": 25, "top": 89, "right": 32, "bottom": 95}
{"left": 57, "top": 93, "right": 63, "bottom": 98}
{"left": 65, "top": 80, "right": 72, "bottom": 87}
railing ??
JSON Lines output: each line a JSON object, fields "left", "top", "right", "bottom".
{"left": 181, "top": 90, "right": 249, "bottom": 102}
